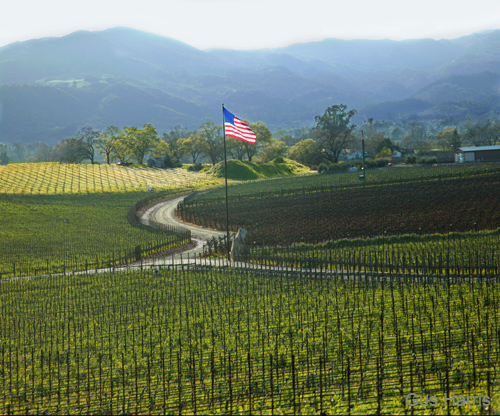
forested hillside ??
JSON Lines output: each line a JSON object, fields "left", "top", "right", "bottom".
{"left": 0, "top": 27, "right": 499, "bottom": 144}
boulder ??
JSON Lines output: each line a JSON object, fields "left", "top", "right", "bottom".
{"left": 231, "top": 228, "right": 250, "bottom": 261}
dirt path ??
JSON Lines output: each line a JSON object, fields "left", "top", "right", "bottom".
{"left": 141, "top": 194, "right": 227, "bottom": 260}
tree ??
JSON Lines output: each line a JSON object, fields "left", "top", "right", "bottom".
{"left": 32, "top": 142, "right": 54, "bottom": 162}
{"left": 225, "top": 120, "right": 273, "bottom": 162}
{"left": 54, "top": 138, "right": 85, "bottom": 163}
{"left": 112, "top": 135, "right": 132, "bottom": 164}
{"left": 401, "top": 122, "right": 432, "bottom": 153}
{"left": 391, "top": 127, "right": 404, "bottom": 142}
{"left": 375, "top": 147, "right": 392, "bottom": 159}
{"left": 199, "top": 122, "right": 223, "bottom": 165}
{"left": 462, "top": 120, "right": 499, "bottom": 147}
{"left": 246, "top": 121, "right": 272, "bottom": 162}
{"left": 12, "top": 143, "right": 26, "bottom": 162}
{"left": 226, "top": 137, "right": 247, "bottom": 161}
{"left": 287, "top": 139, "right": 322, "bottom": 166}
{"left": 96, "top": 126, "right": 121, "bottom": 164}
{"left": 74, "top": 127, "right": 100, "bottom": 164}
{"left": 312, "top": 104, "right": 357, "bottom": 163}
{"left": 364, "top": 134, "right": 398, "bottom": 158}
{"left": 124, "top": 124, "right": 163, "bottom": 164}
{"left": 177, "top": 135, "right": 206, "bottom": 164}
{"left": 437, "top": 127, "right": 461, "bottom": 152}
{"left": 0, "top": 144, "right": 9, "bottom": 165}
{"left": 163, "top": 126, "right": 192, "bottom": 164}
{"left": 259, "top": 139, "right": 286, "bottom": 163}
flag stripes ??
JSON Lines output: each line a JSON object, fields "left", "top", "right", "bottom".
{"left": 224, "top": 108, "right": 256, "bottom": 143}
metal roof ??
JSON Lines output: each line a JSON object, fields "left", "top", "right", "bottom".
{"left": 456, "top": 145, "right": 500, "bottom": 152}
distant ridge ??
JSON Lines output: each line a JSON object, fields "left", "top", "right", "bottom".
{"left": 0, "top": 27, "right": 499, "bottom": 144}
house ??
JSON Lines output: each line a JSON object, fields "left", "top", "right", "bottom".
{"left": 454, "top": 145, "right": 500, "bottom": 163}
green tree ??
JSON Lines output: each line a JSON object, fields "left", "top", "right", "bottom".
{"left": 12, "top": 143, "right": 26, "bottom": 162}
{"left": 177, "top": 135, "right": 206, "bottom": 164}
{"left": 391, "top": 127, "right": 404, "bottom": 141}
{"left": 312, "top": 104, "right": 357, "bottom": 163}
{"left": 259, "top": 139, "right": 286, "bottom": 163}
{"left": 0, "top": 144, "right": 9, "bottom": 165}
{"left": 96, "top": 126, "right": 121, "bottom": 164}
{"left": 124, "top": 124, "right": 163, "bottom": 164}
{"left": 74, "top": 127, "right": 100, "bottom": 164}
{"left": 225, "top": 136, "right": 247, "bottom": 161}
{"left": 246, "top": 121, "right": 272, "bottom": 162}
{"left": 199, "top": 122, "right": 223, "bottom": 165}
{"left": 286, "top": 139, "right": 322, "bottom": 166}
{"left": 54, "top": 138, "right": 85, "bottom": 163}
{"left": 31, "top": 142, "right": 54, "bottom": 162}
{"left": 163, "top": 126, "right": 192, "bottom": 164}
{"left": 375, "top": 147, "right": 392, "bottom": 159}
{"left": 112, "top": 135, "right": 132, "bottom": 164}
{"left": 365, "top": 133, "right": 397, "bottom": 158}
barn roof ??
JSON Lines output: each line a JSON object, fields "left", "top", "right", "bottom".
{"left": 456, "top": 145, "right": 500, "bottom": 152}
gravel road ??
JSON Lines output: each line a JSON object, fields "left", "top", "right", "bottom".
{"left": 143, "top": 194, "right": 228, "bottom": 259}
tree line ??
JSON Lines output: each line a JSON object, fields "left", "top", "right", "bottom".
{"left": 1, "top": 105, "right": 499, "bottom": 167}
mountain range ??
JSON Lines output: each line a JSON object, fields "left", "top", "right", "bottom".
{"left": 0, "top": 26, "right": 499, "bottom": 144}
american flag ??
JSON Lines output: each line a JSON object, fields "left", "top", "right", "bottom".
{"left": 224, "top": 108, "right": 256, "bottom": 143}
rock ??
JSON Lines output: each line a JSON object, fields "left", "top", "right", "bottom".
{"left": 231, "top": 228, "right": 250, "bottom": 261}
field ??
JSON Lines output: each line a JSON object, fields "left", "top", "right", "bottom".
{"left": 177, "top": 167, "right": 500, "bottom": 245}
{"left": 0, "top": 162, "right": 219, "bottom": 277}
{"left": 0, "top": 191, "right": 191, "bottom": 278}
{"left": 0, "top": 266, "right": 498, "bottom": 414}
{"left": 1, "top": 161, "right": 500, "bottom": 414}
{"left": 0, "top": 163, "right": 219, "bottom": 195}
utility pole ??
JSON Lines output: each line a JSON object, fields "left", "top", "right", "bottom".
{"left": 360, "top": 130, "right": 366, "bottom": 181}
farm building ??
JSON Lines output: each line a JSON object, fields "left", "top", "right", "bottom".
{"left": 455, "top": 145, "right": 500, "bottom": 163}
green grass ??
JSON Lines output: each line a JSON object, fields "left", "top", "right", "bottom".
{"left": 207, "top": 158, "right": 310, "bottom": 181}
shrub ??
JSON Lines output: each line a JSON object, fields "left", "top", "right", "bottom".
{"left": 417, "top": 156, "right": 439, "bottom": 165}
{"left": 406, "top": 155, "right": 417, "bottom": 164}
{"left": 318, "top": 163, "right": 329, "bottom": 173}
{"left": 365, "top": 158, "right": 389, "bottom": 168}
{"left": 188, "top": 163, "right": 204, "bottom": 172}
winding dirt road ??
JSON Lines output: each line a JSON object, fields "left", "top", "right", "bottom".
{"left": 143, "top": 194, "right": 227, "bottom": 260}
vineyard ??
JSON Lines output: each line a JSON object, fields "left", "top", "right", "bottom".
{"left": 177, "top": 170, "right": 500, "bottom": 245}
{"left": 0, "top": 163, "right": 219, "bottom": 195}
{"left": 1, "top": 262, "right": 498, "bottom": 415}
{"left": 0, "top": 191, "right": 190, "bottom": 278}
{"left": 193, "top": 162, "right": 500, "bottom": 202}
{"left": 2, "top": 161, "right": 500, "bottom": 414}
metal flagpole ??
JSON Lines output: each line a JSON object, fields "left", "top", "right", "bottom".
{"left": 222, "top": 104, "right": 231, "bottom": 262}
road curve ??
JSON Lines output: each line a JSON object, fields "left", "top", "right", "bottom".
{"left": 151, "top": 195, "right": 226, "bottom": 240}
{"left": 145, "top": 194, "right": 227, "bottom": 259}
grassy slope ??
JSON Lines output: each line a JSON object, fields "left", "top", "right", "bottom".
{"left": 207, "top": 158, "right": 310, "bottom": 181}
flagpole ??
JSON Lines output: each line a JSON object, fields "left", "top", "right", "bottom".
{"left": 222, "top": 103, "right": 231, "bottom": 263}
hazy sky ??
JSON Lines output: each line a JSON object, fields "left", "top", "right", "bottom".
{"left": 1, "top": 0, "right": 499, "bottom": 49}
